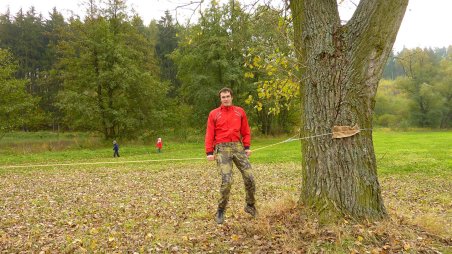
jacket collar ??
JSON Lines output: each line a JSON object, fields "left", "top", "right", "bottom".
{"left": 220, "top": 104, "right": 233, "bottom": 110}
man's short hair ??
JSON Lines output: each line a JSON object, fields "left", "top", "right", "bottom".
{"left": 218, "top": 87, "right": 233, "bottom": 98}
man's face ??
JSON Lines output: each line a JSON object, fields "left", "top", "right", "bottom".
{"left": 220, "top": 91, "right": 233, "bottom": 106}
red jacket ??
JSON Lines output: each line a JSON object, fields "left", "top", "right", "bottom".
{"left": 205, "top": 105, "right": 251, "bottom": 155}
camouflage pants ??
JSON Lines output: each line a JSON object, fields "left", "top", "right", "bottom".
{"left": 215, "top": 142, "right": 255, "bottom": 210}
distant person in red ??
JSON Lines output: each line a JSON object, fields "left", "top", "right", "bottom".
{"left": 156, "top": 137, "right": 163, "bottom": 153}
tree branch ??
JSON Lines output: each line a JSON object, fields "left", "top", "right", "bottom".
{"left": 346, "top": 0, "right": 409, "bottom": 53}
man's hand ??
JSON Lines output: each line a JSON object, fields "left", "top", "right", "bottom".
{"left": 207, "top": 155, "right": 215, "bottom": 161}
{"left": 245, "top": 149, "right": 252, "bottom": 158}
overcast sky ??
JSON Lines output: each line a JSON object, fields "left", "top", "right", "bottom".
{"left": 1, "top": 0, "right": 451, "bottom": 52}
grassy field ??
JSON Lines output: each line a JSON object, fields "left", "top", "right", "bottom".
{"left": 0, "top": 130, "right": 451, "bottom": 253}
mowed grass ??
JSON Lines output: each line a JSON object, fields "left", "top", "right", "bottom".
{"left": 0, "top": 130, "right": 451, "bottom": 253}
{"left": 0, "top": 132, "right": 303, "bottom": 165}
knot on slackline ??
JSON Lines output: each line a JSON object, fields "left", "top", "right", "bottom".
{"left": 332, "top": 124, "right": 360, "bottom": 139}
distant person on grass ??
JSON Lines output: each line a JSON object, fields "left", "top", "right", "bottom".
{"left": 113, "top": 140, "right": 120, "bottom": 157}
{"left": 156, "top": 137, "right": 163, "bottom": 153}
{"left": 205, "top": 87, "right": 256, "bottom": 224}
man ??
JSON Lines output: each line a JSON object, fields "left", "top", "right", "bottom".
{"left": 205, "top": 87, "right": 256, "bottom": 224}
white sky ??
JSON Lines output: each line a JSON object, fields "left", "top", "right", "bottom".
{"left": 1, "top": 0, "right": 452, "bottom": 52}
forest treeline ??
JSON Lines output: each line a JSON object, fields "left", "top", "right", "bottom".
{"left": 0, "top": 1, "right": 450, "bottom": 139}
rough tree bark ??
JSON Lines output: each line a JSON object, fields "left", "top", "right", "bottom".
{"left": 290, "top": 0, "right": 409, "bottom": 219}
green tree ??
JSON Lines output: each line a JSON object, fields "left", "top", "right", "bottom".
{"left": 374, "top": 79, "right": 410, "bottom": 128}
{"left": 244, "top": 6, "right": 300, "bottom": 134}
{"left": 37, "top": 8, "right": 68, "bottom": 131}
{"left": 382, "top": 50, "right": 405, "bottom": 80}
{"left": 171, "top": 0, "right": 251, "bottom": 127}
{"left": 156, "top": 11, "right": 180, "bottom": 97}
{"left": 57, "top": 0, "right": 166, "bottom": 139}
{"left": 396, "top": 48, "right": 444, "bottom": 127}
{"left": 290, "top": 0, "right": 408, "bottom": 219}
{"left": 0, "top": 48, "right": 36, "bottom": 138}
{"left": 9, "top": 8, "right": 47, "bottom": 95}
{"left": 1, "top": 7, "right": 63, "bottom": 129}
{"left": 0, "top": 10, "right": 14, "bottom": 47}
{"left": 437, "top": 46, "right": 452, "bottom": 128}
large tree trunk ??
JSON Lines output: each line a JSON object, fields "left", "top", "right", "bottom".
{"left": 290, "top": 0, "right": 408, "bottom": 219}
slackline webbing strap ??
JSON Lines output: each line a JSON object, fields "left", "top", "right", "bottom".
{"left": 0, "top": 129, "right": 372, "bottom": 169}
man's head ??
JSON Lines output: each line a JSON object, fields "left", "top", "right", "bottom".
{"left": 218, "top": 87, "right": 233, "bottom": 107}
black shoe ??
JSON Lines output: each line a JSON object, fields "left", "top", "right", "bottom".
{"left": 244, "top": 204, "right": 257, "bottom": 217}
{"left": 215, "top": 209, "right": 225, "bottom": 224}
